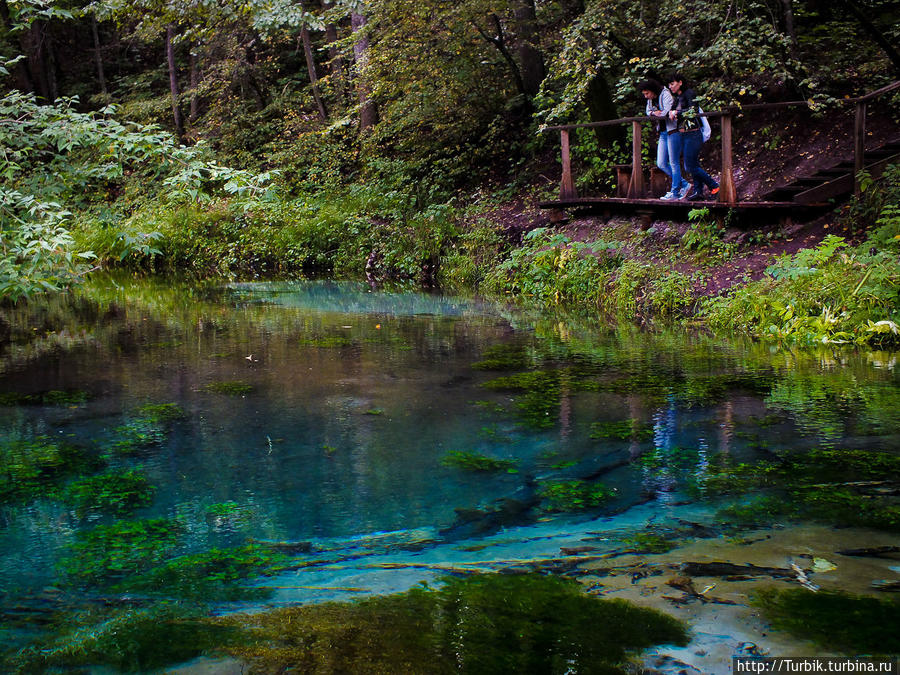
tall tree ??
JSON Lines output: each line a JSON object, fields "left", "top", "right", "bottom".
{"left": 351, "top": 6, "right": 377, "bottom": 130}
{"left": 166, "top": 23, "right": 184, "bottom": 138}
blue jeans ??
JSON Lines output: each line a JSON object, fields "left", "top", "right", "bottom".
{"left": 665, "top": 131, "right": 689, "bottom": 193}
{"left": 682, "top": 129, "right": 718, "bottom": 191}
{"left": 657, "top": 130, "right": 671, "bottom": 180}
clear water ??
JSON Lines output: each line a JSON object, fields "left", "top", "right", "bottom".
{"left": 1, "top": 275, "right": 898, "bottom": 663}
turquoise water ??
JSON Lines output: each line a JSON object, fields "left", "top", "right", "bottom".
{"left": 1, "top": 276, "right": 898, "bottom": 669}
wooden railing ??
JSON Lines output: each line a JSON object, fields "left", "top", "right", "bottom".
{"left": 542, "top": 79, "right": 900, "bottom": 205}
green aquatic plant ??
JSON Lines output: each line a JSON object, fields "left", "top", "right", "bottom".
{"left": 9, "top": 603, "right": 244, "bottom": 673}
{"left": 0, "top": 389, "right": 91, "bottom": 406}
{"left": 482, "top": 370, "right": 562, "bottom": 429}
{"left": 108, "top": 418, "right": 166, "bottom": 455}
{"left": 753, "top": 589, "right": 900, "bottom": 654}
{"left": 440, "top": 450, "right": 518, "bottom": 473}
{"left": 538, "top": 480, "right": 616, "bottom": 512}
{"left": 471, "top": 343, "right": 533, "bottom": 371}
{"left": 707, "top": 449, "right": 900, "bottom": 531}
{"left": 203, "top": 380, "right": 254, "bottom": 395}
{"left": 62, "top": 468, "right": 156, "bottom": 517}
{"left": 622, "top": 533, "right": 676, "bottom": 554}
{"left": 297, "top": 335, "right": 354, "bottom": 348}
{"left": 589, "top": 419, "right": 653, "bottom": 441}
{"left": 136, "top": 402, "right": 187, "bottom": 421}
{"left": 120, "top": 545, "right": 284, "bottom": 601}
{"left": 0, "top": 436, "right": 103, "bottom": 504}
{"left": 58, "top": 518, "right": 185, "bottom": 584}
{"left": 225, "top": 573, "right": 687, "bottom": 674}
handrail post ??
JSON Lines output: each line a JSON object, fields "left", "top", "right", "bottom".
{"left": 854, "top": 101, "right": 866, "bottom": 197}
{"left": 718, "top": 113, "right": 738, "bottom": 204}
{"left": 560, "top": 129, "right": 577, "bottom": 200}
{"left": 628, "top": 121, "right": 644, "bottom": 197}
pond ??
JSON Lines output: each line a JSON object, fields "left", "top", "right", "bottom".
{"left": 1, "top": 275, "right": 898, "bottom": 673}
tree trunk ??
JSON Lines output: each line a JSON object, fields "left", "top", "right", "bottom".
{"left": 91, "top": 16, "right": 107, "bottom": 95}
{"left": 780, "top": 0, "right": 797, "bottom": 48}
{"left": 512, "top": 0, "right": 544, "bottom": 99}
{"left": 0, "top": 0, "right": 35, "bottom": 92}
{"left": 189, "top": 49, "right": 199, "bottom": 125}
{"left": 323, "top": 0, "right": 347, "bottom": 103}
{"left": 586, "top": 73, "right": 625, "bottom": 149}
{"left": 472, "top": 15, "right": 527, "bottom": 100}
{"left": 166, "top": 24, "right": 184, "bottom": 139}
{"left": 22, "top": 20, "right": 54, "bottom": 100}
{"left": 838, "top": 0, "right": 900, "bottom": 75}
{"left": 300, "top": 0, "right": 328, "bottom": 121}
{"left": 351, "top": 9, "right": 378, "bottom": 131}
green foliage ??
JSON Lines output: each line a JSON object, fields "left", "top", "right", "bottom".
{"left": 681, "top": 208, "right": 734, "bottom": 262}
{"left": 440, "top": 450, "right": 519, "bottom": 473}
{"left": 608, "top": 260, "right": 695, "bottom": 318}
{"left": 439, "top": 220, "right": 507, "bottom": 289}
{"left": 753, "top": 589, "right": 900, "bottom": 655}
{"left": 0, "top": 91, "right": 276, "bottom": 300}
{"left": 227, "top": 573, "right": 687, "bottom": 674}
{"left": 485, "top": 228, "right": 621, "bottom": 306}
{"left": 58, "top": 518, "right": 185, "bottom": 584}
{"left": 538, "top": 479, "right": 616, "bottom": 512}
{"left": 700, "top": 233, "right": 900, "bottom": 346}
{"left": 471, "top": 343, "right": 533, "bottom": 371}
{"left": 62, "top": 468, "right": 156, "bottom": 517}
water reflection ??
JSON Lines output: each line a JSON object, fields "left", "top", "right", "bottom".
{"left": 0, "top": 275, "right": 898, "bottom": 613}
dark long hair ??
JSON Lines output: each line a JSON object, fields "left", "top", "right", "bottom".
{"left": 637, "top": 79, "right": 663, "bottom": 97}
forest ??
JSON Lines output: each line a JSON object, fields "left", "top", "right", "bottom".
{"left": 1, "top": 0, "right": 899, "bottom": 342}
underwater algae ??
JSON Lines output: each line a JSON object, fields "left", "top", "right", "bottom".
{"left": 224, "top": 573, "right": 688, "bottom": 675}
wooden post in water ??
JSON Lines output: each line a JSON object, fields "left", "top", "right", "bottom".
{"left": 628, "top": 121, "right": 644, "bottom": 197}
{"left": 560, "top": 129, "right": 577, "bottom": 200}
{"left": 718, "top": 113, "right": 738, "bottom": 204}
{"left": 854, "top": 101, "right": 866, "bottom": 197}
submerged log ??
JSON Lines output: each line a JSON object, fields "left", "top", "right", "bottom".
{"left": 837, "top": 546, "right": 900, "bottom": 558}
{"left": 680, "top": 561, "right": 795, "bottom": 578}
{"left": 871, "top": 580, "right": 900, "bottom": 592}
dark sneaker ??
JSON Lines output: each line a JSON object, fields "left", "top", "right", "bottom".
{"left": 686, "top": 190, "right": 706, "bottom": 201}
{"left": 710, "top": 185, "right": 720, "bottom": 195}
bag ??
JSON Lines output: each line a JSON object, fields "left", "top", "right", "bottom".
{"left": 699, "top": 107, "right": 711, "bottom": 142}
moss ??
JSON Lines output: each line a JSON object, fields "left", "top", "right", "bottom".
{"left": 441, "top": 450, "right": 518, "bottom": 473}
{"left": 58, "top": 518, "right": 185, "bottom": 585}
{"left": 62, "top": 468, "right": 156, "bottom": 516}
{"left": 120, "top": 545, "right": 284, "bottom": 601}
{"left": 482, "top": 371, "right": 562, "bottom": 429}
{"left": 538, "top": 480, "right": 616, "bottom": 512}
{"left": 204, "top": 380, "right": 254, "bottom": 395}
{"left": 10, "top": 603, "right": 244, "bottom": 673}
{"left": 0, "top": 436, "right": 104, "bottom": 504}
{"left": 754, "top": 589, "right": 900, "bottom": 654}
{"left": 225, "top": 574, "right": 687, "bottom": 674}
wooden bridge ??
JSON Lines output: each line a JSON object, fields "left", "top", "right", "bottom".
{"left": 540, "top": 80, "right": 900, "bottom": 222}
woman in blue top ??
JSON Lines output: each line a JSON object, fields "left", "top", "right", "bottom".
{"left": 667, "top": 73, "right": 719, "bottom": 201}
{"left": 638, "top": 79, "right": 684, "bottom": 200}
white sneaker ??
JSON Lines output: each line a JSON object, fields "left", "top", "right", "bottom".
{"left": 661, "top": 191, "right": 677, "bottom": 200}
